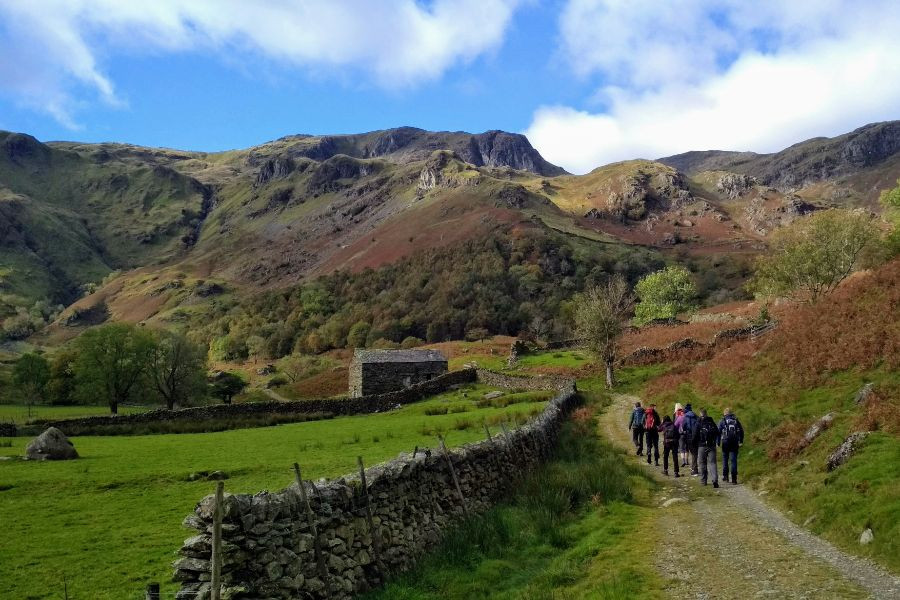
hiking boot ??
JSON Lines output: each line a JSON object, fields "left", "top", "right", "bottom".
{"left": 663, "top": 469, "right": 669, "bottom": 476}
{"left": 655, "top": 460, "right": 660, "bottom": 466}
{"left": 701, "top": 481, "right": 707, "bottom": 486}
{"left": 713, "top": 482, "right": 719, "bottom": 489}
{"left": 691, "top": 471, "right": 699, "bottom": 476}
{"left": 637, "top": 450, "right": 643, "bottom": 456}
{"left": 722, "top": 472, "right": 728, "bottom": 480}
{"left": 731, "top": 475, "right": 738, "bottom": 485}
{"left": 674, "top": 473, "right": 680, "bottom": 478}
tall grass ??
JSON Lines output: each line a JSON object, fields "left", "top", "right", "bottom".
{"left": 367, "top": 401, "right": 651, "bottom": 599}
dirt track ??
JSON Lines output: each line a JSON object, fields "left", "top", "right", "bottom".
{"left": 600, "top": 394, "right": 900, "bottom": 600}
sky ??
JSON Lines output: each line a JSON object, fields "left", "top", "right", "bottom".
{"left": 0, "top": 0, "right": 898, "bottom": 174}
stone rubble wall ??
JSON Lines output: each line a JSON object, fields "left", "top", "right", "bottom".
{"left": 619, "top": 325, "right": 769, "bottom": 367}
{"left": 0, "top": 422, "right": 17, "bottom": 437}
{"left": 45, "top": 370, "right": 476, "bottom": 436}
{"left": 174, "top": 371, "right": 578, "bottom": 600}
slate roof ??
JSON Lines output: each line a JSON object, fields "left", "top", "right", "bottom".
{"left": 353, "top": 349, "right": 447, "bottom": 364}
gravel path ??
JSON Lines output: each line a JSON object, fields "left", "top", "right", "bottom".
{"left": 601, "top": 394, "right": 900, "bottom": 600}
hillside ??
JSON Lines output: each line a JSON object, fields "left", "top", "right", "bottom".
{"left": 642, "top": 258, "right": 900, "bottom": 570}
{"left": 4, "top": 121, "right": 900, "bottom": 346}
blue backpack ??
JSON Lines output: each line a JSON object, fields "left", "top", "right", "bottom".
{"left": 681, "top": 413, "right": 698, "bottom": 438}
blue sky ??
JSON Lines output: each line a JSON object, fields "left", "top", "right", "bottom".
{"left": 1, "top": 1, "right": 898, "bottom": 173}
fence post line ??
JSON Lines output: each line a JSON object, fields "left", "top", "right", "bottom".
{"left": 437, "top": 435, "right": 468, "bottom": 516}
{"left": 357, "top": 456, "right": 386, "bottom": 576}
{"left": 211, "top": 481, "right": 224, "bottom": 600}
{"left": 293, "top": 463, "right": 332, "bottom": 597}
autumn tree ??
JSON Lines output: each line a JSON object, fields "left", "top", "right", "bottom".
{"left": 73, "top": 323, "right": 156, "bottom": 414}
{"left": 149, "top": 331, "right": 207, "bottom": 410}
{"left": 575, "top": 275, "right": 634, "bottom": 389}
{"left": 751, "top": 209, "right": 878, "bottom": 303}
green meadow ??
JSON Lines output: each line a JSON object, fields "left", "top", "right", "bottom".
{"left": 0, "top": 403, "right": 149, "bottom": 424}
{"left": 0, "top": 384, "right": 549, "bottom": 600}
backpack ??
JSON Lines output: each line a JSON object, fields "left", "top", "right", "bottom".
{"left": 632, "top": 407, "right": 645, "bottom": 428}
{"left": 663, "top": 422, "right": 678, "bottom": 443}
{"left": 681, "top": 413, "right": 697, "bottom": 438}
{"left": 698, "top": 419, "right": 718, "bottom": 446}
{"left": 722, "top": 415, "right": 739, "bottom": 445}
{"left": 644, "top": 410, "right": 657, "bottom": 430}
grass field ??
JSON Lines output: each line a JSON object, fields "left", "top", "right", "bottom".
{"left": 0, "top": 383, "right": 549, "bottom": 600}
{"left": 0, "top": 404, "right": 150, "bottom": 424}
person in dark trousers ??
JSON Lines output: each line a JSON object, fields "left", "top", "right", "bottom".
{"left": 693, "top": 408, "right": 720, "bottom": 488}
{"left": 680, "top": 403, "right": 700, "bottom": 475}
{"left": 643, "top": 403, "right": 661, "bottom": 466}
{"left": 628, "top": 402, "right": 645, "bottom": 455}
{"left": 659, "top": 415, "right": 680, "bottom": 477}
{"left": 718, "top": 407, "right": 745, "bottom": 484}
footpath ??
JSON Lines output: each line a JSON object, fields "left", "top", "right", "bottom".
{"left": 600, "top": 394, "right": 900, "bottom": 600}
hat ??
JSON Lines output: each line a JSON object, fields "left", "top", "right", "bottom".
{"left": 674, "top": 402, "right": 684, "bottom": 412}
{"left": 685, "top": 403, "right": 692, "bottom": 411}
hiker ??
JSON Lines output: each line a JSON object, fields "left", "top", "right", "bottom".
{"left": 693, "top": 408, "right": 721, "bottom": 488}
{"left": 678, "top": 403, "right": 700, "bottom": 474}
{"left": 643, "top": 403, "right": 661, "bottom": 466}
{"left": 628, "top": 401, "right": 645, "bottom": 455}
{"left": 673, "top": 402, "right": 686, "bottom": 466}
{"left": 659, "top": 415, "right": 680, "bottom": 477}
{"left": 718, "top": 408, "right": 745, "bottom": 484}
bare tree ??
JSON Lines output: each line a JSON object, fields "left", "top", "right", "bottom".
{"left": 575, "top": 276, "right": 634, "bottom": 389}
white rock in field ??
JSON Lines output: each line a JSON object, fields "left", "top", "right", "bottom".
{"left": 859, "top": 528, "right": 874, "bottom": 545}
{"left": 661, "top": 497, "right": 688, "bottom": 508}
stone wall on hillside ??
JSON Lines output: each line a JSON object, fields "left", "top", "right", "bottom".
{"left": 619, "top": 325, "right": 767, "bottom": 367}
{"left": 173, "top": 373, "right": 578, "bottom": 600}
{"left": 46, "top": 369, "right": 476, "bottom": 435}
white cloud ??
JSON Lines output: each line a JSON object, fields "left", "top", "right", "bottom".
{"left": 528, "top": 0, "right": 900, "bottom": 174}
{"left": 0, "top": 0, "right": 521, "bottom": 127}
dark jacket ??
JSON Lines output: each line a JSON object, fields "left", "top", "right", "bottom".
{"left": 692, "top": 416, "right": 720, "bottom": 448}
{"left": 628, "top": 407, "right": 645, "bottom": 430}
{"left": 659, "top": 420, "right": 679, "bottom": 447}
{"left": 718, "top": 413, "right": 745, "bottom": 448}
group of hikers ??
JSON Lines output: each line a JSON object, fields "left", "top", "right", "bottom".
{"left": 628, "top": 401, "right": 745, "bottom": 488}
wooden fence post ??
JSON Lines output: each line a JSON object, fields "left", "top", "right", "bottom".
{"left": 357, "top": 456, "right": 386, "bottom": 575}
{"left": 482, "top": 422, "right": 493, "bottom": 444}
{"left": 211, "top": 481, "right": 224, "bottom": 600}
{"left": 144, "top": 582, "right": 160, "bottom": 600}
{"left": 293, "top": 463, "right": 332, "bottom": 597}
{"left": 437, "top": 435, "right": 468, "bottom": 516}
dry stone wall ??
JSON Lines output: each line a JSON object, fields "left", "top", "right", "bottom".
{"left": 173, "top": 372, "right": 578, "bottom": 599}
{"left": 45, "top": 370, "right": 476, "bottom": 436}
{"left": 619, "top": 325, "right": 767, "bottom": 367}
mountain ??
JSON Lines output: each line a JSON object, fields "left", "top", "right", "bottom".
{"left": 659, "top": 121, "right": 900, "bottom": 201}
{"left": 2, "top": 121, "right": 899, "bottom": 346}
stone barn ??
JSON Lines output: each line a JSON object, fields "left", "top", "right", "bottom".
{"left": 349, "top": 349, "right": 448, "bottom": 397}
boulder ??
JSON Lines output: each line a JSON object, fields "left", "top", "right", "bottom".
{"left": 661, "top": 497, "right": 688, "bottom": 508}
{"left": 827, "top": 432, "right": 869, "bottom": 471}
{"left": 25, "top": 427, "right": 78, "bottom": 461}
{"left": 859, "top": 528, "right": 874, "bottom": 545}
{"left": 854, "top": 383, "right": 874, "bottom": 405}
{"left": 484, "top": 391, "right": 505, "bottom": 400}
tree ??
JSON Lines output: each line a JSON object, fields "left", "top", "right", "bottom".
{"left": 47, "top": 348, "right": 78, "bottom": 405}
{"left": 880, "top": 179, "right": 900, "bottom": 256}
{"left": 750, "top": 209, "right": 878, "bottom": 303}
{"left": 347, "top": 321, "right": 371, "bottom": 348}
{"left": 575, "top": 275, "right": 634, "bottom": 389}
{"left": 73, "top": 323, "right": 156, "bottom": 414}
{"left": 465, "top": 327, "right": 490, "bottom": 342}
{"left": 210, "top": 372, "right": 246, "bottom": 404}
{"left": 633, "top": 265, "right": 697, "bottom": 324}
{"left": 13, "top": 353, "right": 50, "bottom": 417}
{"left": 149, "top": 331, "right": 207, "bottom": 410}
